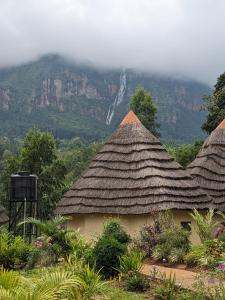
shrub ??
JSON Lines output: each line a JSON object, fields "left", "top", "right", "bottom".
{"left": 185, "top": 239, "right": 225, "bottom": 269}
{"left": 0, "top": 232, "right": 34, "bottom": 269}
{"left": 152, "top": 226, "right": 190, "bottom": 263}
{"left": 154, "top": 273, "right": 181, "bottom": 300}
{"left": 190, "top": 209, "right": 218, "bottom": 242}
{"left": 102, "top": 218, "right": 130, "bottom": 244}
{"left": 77, "top": 264, "right": 108, "bottom": 300}
{"left": 117, "top": 250, "right": 144, "bottom": 277}
{"left": 92, "top": 218, "right": 130, "bottom": 278}
{"left": 184, "top": 244, "right": 207, "bottom": 267}
{"left": 93, "top": 236, "right": 127, "bottom": 278}
{"left": 134, "top": 211, "right": 175, "bottom": 257}
{"left": 124, "top": 273, "right": 149, "bottom": 292}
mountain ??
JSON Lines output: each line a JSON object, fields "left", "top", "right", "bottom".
{"left": 0, "top": 54, "right": 211, "bottom": 143}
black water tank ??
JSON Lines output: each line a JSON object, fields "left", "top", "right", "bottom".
{"left": 10, "top": 172, "right": 38, "bottom": 202}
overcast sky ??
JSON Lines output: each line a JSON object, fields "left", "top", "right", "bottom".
{"left": 0, "top": 0, "right": 225, "bottom": 85}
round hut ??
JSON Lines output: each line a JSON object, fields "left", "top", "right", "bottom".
{"left": 0, "top": 206, "right": 8, "bottom": 225}
{"left": 55, "top": 111, "right": 212, "bottom": 242}
{"left": 188, "top": 119, "right": 225, "bottom": 210}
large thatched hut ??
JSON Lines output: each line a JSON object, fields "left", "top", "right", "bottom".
{"left": 0, "top": 206, "right": 8, "bottom": 225}
{"left": 55, "top": 111, "right": 212, "bottom": 242}
{"left": 188, "top": 119, "right": 225, "bottom": 210}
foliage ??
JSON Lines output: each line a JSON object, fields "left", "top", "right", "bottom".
{"left": 124, "top": 273, "right": 149, "bottom": 292}
{"left": 130, "top": 87, "right": 160, "bottom": 136}
{"left": 102, "top": 218, "right": 130, "bottom": 244}
{"left": 165, "top": 140, "right": 203, "bottom": 168}
{"left": 133, "top": 211, "right": 163, "bottom": 257}
{"left": 202, "top": 72, "right": 225, "bottom": 134}
{"left": 190, "top": 209, "right": 218, "bottom": 242}
{"left": 0, "top": 231, "right": 34, "bottom": 269}
{"left": 76, "top": 264, "right": 108, "bottom": 300}
{"left": 152, "top": 225, "right": 190, "bottom": 263}
{"left": 1, "top": 129, "right": 67, "bottom": 218}
{"left": 0, "top": 267, "right": 81, "bottom": 300}
{"left": 185, "top": 239, "right": 225, "bottom": 269}
{"left": 92, "top": 218, "right": 130, "bottom": 278}
{"left": 184, "top": 244, "right": 207, "bottom": 267}
{"left": 154, "top": 272, "right": 181, "bottom": 300}
{"left": 117, "top": 250, "right": 145, "bottom": 277}
{"left": 93, "top": 235, "right": 127, "bottom": 279}
{"left": 21, "top": 216, "right": 86, "bottom": 266}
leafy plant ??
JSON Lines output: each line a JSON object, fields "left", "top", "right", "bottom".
{"left": 184, "top": 244, "right": 207, "bottom": 267}
{"left": 124, "top": 273, "right": 149, "bottom": 292}
{"left": 117, "top": 250, "right": 144, "bottom": 277}
{"left": 190, "top": 209, "right": 218, "bottom": 242}
{"left": 20, "top": 215, "right": 79, "bottom": 265}
{"left": 0, "top": 267, "right": 81, "bottom": 300}
{"left": 152, "top": 225, "right": 190, "bottom": 264}
{"left": 93, "top": 236, "right": 127, "bottom": 278}
{"left": 77, "top": 264, "right": 108, "bottom": 300}
{"left": 168, "top": 248, "right": 187, "bottom": 264}
{"left": 102, "top": 218, "right": 130, "bottom": 244}
{"left": 92, "top": 218, "right": 130, "bottom": 278}
{"left": 154, "top": 272, "right": 181, "bottom": 300}
{"left": 0, "top": 232, "right": 34, "bottom": 269}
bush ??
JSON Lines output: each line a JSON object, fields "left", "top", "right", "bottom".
{"left": 93, "top": 236, "right": 127, "bottom": 278}
{"left": 92, "top": 218, "right": 130, "bottom": 278}
{"left": 134, "top": 222, "right": 160, "bottom": 257}
{"left": 0, "top": 232, "right": 34, "bottom": 269}
{"left": 190, "top": 209, "right": 218, "bottom": 243}
{"left": 154, "top": 273, "right": 181, "bottom": 300}
{"left": 184, "top": 244, "right": 207, "bottom": 267}
{"left": 185, "top": 239, "right": 225, "bottom": 269}
{"left": 117, "top": 250, "right": 144, "bottom": 277}
{"left": 124, "top": 273, "right": 149, "bottom": 292}
{"left": 152, "top": 226, "right": 190, "bottom": 264}
{"left": 102, "top": 218, "right": 130, "bottom": 244}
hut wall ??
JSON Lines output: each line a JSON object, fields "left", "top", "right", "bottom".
{"left": 68, "top": 210, "right": 203, "bottom": 245}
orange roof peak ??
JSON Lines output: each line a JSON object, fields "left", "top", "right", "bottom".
{"left": 217, "top": 118, "right": 225, "bottom": 129}
{"left": 120, "top": 111, "right": 141, "bottom": 126}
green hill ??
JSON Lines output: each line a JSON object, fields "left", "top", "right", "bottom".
{"left": 0, "top": 54, "right": 210, "bottom": 143}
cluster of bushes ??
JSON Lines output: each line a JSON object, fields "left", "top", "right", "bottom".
{"left": 2, "top": 209, "right": 225, "bottom": 299}
{"left": 135, "top": 211, "right": 191, "bottom": 264}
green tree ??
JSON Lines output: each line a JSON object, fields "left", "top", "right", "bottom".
{"left": 0, "top": 129, "right": 67, "bottom": 218}
{"left": 165, "top": 140, "right": 203, "bottom": 168}
{"left": 202, "top": 72, "right": 225, "bottom": 134}
{"left": 130, "top": 87, "right": 160, "bottom": 136}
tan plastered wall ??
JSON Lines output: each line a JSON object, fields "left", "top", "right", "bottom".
{"left": 67, "top": 209, "right": 212, "bottom": 245}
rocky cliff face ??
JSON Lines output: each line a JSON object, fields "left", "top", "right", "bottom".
{"left": 0, "top": 54, "right": 210, "bottom": 142}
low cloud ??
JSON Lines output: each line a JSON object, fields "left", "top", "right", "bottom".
{"left": 0, "top": 0, "right": 225, "bottom": 84}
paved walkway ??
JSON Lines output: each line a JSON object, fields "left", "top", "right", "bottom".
{"left": 141, "top": 263, "right": 199, "bottom": 289}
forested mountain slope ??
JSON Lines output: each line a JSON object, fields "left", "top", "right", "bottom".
{"left": 0, "top": 54, "right": 210, "bottom": 142}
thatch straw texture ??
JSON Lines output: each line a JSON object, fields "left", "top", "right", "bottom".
{"left": 55, "top": 112, "right": 212, "bottom": 215}
{"left": 188, "top": 127, "right": 225, "bottom": 209}
{"left": 0, "top": 206, "right": 8, "bottom": 225}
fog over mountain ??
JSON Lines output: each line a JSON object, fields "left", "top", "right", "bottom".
{"left": 1, "top": 0, "right": 225, "bottom": 84}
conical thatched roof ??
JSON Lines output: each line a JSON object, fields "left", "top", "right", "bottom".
{"left": 188, "top": 119, "right": 225, "bottom": 209}
{"left": 55, "top": 111, "right": 212, "bottom": 215}
{"left": 0, "top": 206, "right": 8, "bottom": 225}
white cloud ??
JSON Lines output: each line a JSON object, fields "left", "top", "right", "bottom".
{"left": 0, "top": 0, "right": 225, "bottom": 84}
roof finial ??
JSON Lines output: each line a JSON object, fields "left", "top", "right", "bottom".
{"left": 216, "top": 118, "right": 225, "bottom": 129}
{"left": 120, "top": 111, "right": 141, "bottom": 126}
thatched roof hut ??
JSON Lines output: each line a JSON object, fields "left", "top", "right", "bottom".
{"left": 188, "top": 119, "right": 225, "bottom": 209}
{"left": 0, "top": 206, "right": 8, "bottom": 225}
{"left": 55, "top": 111, "right": 211, "bottom": 216}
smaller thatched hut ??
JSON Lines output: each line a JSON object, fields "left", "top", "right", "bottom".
{"left": 0, "top": 206, "right": 8, "bottom": 225}
{"left": 188, "top": 119, "right": 225, "bottom": 210}
{"left": 55, "top": 111, "right": 212, "bottom": 243}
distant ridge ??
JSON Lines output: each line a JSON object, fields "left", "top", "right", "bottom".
{"left": 0, "top": 54, "right": 210, "bottom": 142}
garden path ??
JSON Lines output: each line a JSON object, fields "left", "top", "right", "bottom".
{"left": 142, "top": 263, "right": 201, "bottom": 289}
